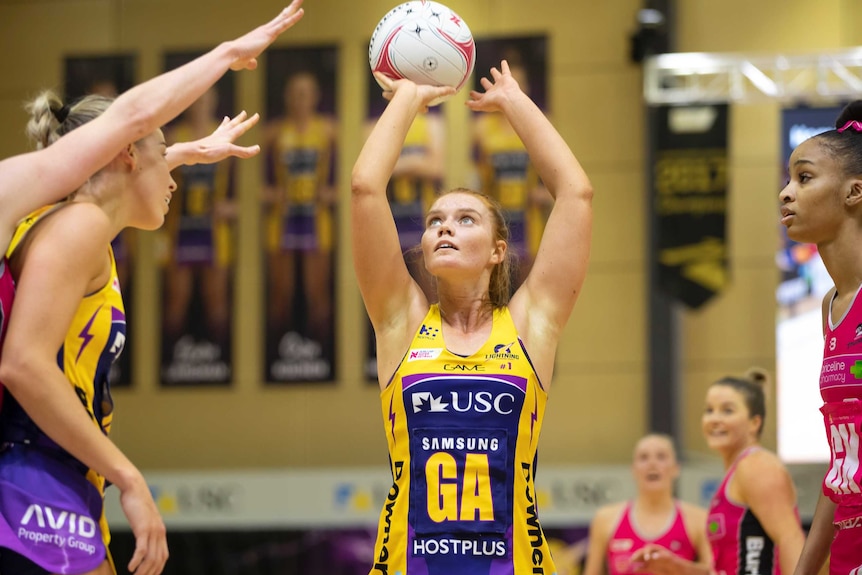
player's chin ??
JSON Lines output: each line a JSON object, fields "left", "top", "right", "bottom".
{"left": 704, "top": 436, "right": 728, "bottom": 452}
{"left": 784, "top": 223, "right": 812, "bottom": 244}
{"left": 137, "top": 211, "right": 167, "bottom": 231}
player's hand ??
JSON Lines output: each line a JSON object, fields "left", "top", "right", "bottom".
{"left": 120, "top": 476, "right": 168, "bottom": 575}
{"left": 630, "top": 543, "right": 680, "bottom": 575}
{"left": 227, "top": 0, "right": 305, "bottom": 71}
{"left": 373, "top": 72, "right": 455, "bottom": 111}
{"left": 173, "top": 111, "right": 261, "bottom": 167}
{"left": 467, "top": 59, "right": 523, "bottom": 113}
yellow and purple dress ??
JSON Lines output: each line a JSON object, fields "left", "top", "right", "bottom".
{"left": 0, "top": 205, "right": 125, "bottom": 573}
{"left": 370, "top": 304, "right": 557, "bottom": 574}
{"left": 266, "top": 116, "right": 334, "bottom": 254}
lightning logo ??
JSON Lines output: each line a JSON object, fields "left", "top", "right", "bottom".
{"left": 76, "top": 305, "right": 103, "bottom": 362}
{"left": 388, "top": 396, "right": 397, "bottom": 444}
{"left": 530, "top": 393, "right": 538, "bottom": 445}
{"left": 494, "top": 342, "right": 513, "bottom": 354}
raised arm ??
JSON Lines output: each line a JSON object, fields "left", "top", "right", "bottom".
{"left": 351, "top": 77, "right": 453, "bottom": 326}
{"left": 0, "top": 1, "right": 303, "bottom": 243}
{"left": 468, "top": 60, "right": 593, "bottom": 382}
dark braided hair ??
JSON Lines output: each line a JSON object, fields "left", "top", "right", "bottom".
{"left": 812, "top": 101, "right": 862, "bottom": 176}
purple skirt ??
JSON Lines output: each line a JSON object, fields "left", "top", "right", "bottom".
{"left": 0, "top": 444, "right": 106, "bottom": 573}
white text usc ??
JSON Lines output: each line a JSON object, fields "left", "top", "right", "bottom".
{"left": 412, "top": 391, "right": 517, "bottom": 415}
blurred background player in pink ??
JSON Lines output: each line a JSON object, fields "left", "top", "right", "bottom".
{"left": 633, "top": 369, "right": 804, "bottom": 575}
{"left": 583, "top": 434, "right": 711, "bottom": 575}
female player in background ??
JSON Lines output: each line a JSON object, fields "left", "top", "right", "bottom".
{"left": 633, "top": 369, "right": 804, "bottom": 575}
{"left": 263, "top": 70, "right": 336, "bottom": 356}
{"left": 163, "top": 87, "right": 236, "bottom": 362}
{"left": 0, "top": 4, "right": 305, "bottom": 574}
{"left": 583, "top": 434, "right": 711, "bottom": 575}
{"left": 471, "top": 59, "right": 550, "bottom": 287}
{"left": 780, "top": 101, "right": 862, "bottom": 575}
{"left": 352, "top": 60, "right": 593, "bottom": 574}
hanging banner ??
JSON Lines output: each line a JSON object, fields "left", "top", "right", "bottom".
{"left": 471, "top": 35, "right": 550, "bottom": 290}
{"left": 262, "top": 46, "right": 339, "bottom": 383}
{"left": 653, "top": 104, "right": 729, "bottom": 309}
{"left": 158, "top": 52, "right": 237, "bottom": 386}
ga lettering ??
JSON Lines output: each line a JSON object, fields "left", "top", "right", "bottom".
{"left": 426, "top": 452, "right": 494, "bottom": 522}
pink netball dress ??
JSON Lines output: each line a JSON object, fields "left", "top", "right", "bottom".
{"left": 606, "top": 502, "right": 697, "bottom": 575}
{"left": 820, "top": 287, "right": 862, "bottom": 575}
{"left": 707, "top": 447, "right": 787, "bottom": 575}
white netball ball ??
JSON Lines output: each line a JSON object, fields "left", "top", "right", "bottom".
{"left": 369, "top": 1, "right": 476, "bottom": 98}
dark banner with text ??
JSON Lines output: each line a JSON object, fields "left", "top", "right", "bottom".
{"left": 652, "top": 104, "right": 729, "bottom": 309}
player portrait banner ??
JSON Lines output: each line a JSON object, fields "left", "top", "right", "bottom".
{"left": 652, "top": 104, "right": 729, "bottom": 309}
{"left": 158, "top": 52, "right": 237, "bottom": 386}
{"left": 263, "top": 46, "right": 339, "bottom": 383}
{"left": 64, "top": 54, "right": 136, "bottom": 388}
{"left": 471, "top": 36, "right": 550, "bottom": 289}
